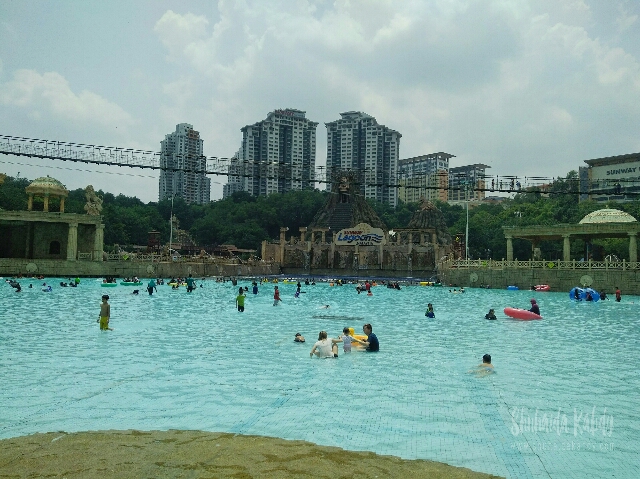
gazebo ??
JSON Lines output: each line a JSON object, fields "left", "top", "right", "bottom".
{"left": 503, "top": 209, "right": 640, "bottom": 262}
{"left": 25, "top": 176, "right": 69, "bottom": 212}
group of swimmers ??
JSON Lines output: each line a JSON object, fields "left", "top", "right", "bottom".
{"left": 307, "top": 323, "right": 379, "bottom": 358}
{"left": 6, "top": 276, "right": 81, "bottom": 292}
{"left": 425, "top": 298, "right": 540, "bottom": 320}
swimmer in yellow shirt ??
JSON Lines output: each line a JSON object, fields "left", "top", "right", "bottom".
{"left": 98, "top": 294, "right": 113, "bottom": 330}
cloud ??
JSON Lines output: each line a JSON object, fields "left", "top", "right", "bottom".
{"left": 154, "top": 10, "right": 210, "bottom": 61}
{"left": 149, "top": 0, "right": 640, "bottom": 190}
{"left": 0, "top": 69, "right": 135, "bottom": 129}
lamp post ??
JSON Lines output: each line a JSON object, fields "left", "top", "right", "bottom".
{"left": 169, "top": 195, "right": 174, "bottom": 259}
{"left": 459, "top": 178, "right": 470, "bottom": 260}
{"left": 465, "top": 186, "right": 469, "bottom": 260}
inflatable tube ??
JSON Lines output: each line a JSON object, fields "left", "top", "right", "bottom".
{"left": 503, "top": 307, "right": 542, "bottom": 320}
{"left": 569, "top": 287, "right": 600, "bottom": 302}
{"left": 535, "top": 284, "right": 550, "bottom": 292}
{"left": 120, "top": 281, "right": 143, "bottom": 286}
{"left": 507, "top": 285, "right": 519, "bottom": 290}
{"left": 101, "top": 283, "right": 117, "bottom": 287}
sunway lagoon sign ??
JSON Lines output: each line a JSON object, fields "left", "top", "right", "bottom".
{"left": 335, "top": 223, "right": 386, "bottom": 246}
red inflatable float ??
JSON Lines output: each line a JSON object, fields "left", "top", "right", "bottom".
{"left": 534, "top": 284, "right": 550, "bottom": 292}
{"left": 503, "top": 307, "right": 543, "bottom": 320}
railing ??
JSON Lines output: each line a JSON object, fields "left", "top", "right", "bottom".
{"left": 440, "top": 258, "right": 640, "bottom": 270}
{"left": 102, "top": 252, "right": 273, "bottom": 265}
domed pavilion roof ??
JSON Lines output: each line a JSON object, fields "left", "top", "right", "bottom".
{"left": 25, "top": 176, "right": 69, "bottom": 197}
{"left": 579, "top": 208, "right": 637, "bottom": 224}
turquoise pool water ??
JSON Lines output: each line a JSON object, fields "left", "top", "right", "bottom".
{"left": 1, "top": 278, "right": 638, "bottom": 478}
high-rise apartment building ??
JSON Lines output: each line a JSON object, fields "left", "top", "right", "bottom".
{"left": 159, "top": 123, "right": 210, "bottom": 204}
{"left": 227, "top": 109, "right": 317, "bottom": 197}
{"left": 398, "top": 153, "right": 454, "bottom": 204}
{"left": 448, "top": 164, "right": 491, "bottom": 202}
{"left": 326, "top": 111, "right": 401, "bottom": 207}
{"left": 222, "top": 148, "right": 245, "bottom": 199}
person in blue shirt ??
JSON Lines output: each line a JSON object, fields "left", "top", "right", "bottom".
{"left": 425, "top": 303, "right": 435, "bottom": 318}
{"left": 147, "top": 279, "right": 157, "bottom": 296}
{"left": 186, "top": 274, "right": 196, "bottom": 293}
{"left": 352, "top": 323, "right": 379, "bottom": 352}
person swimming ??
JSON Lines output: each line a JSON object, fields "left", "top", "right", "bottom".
{"left": 470, "top": 354, "right": 494, "bottom": 377}
{"left": 485, "top": 309, "right": 497, "bottom": 320}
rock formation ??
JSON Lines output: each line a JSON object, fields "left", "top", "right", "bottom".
{"left": 309, "top": 171, "right": 387, "bottom": 231}
{"left": 407, "top": 198, "right": 452, "bottom": 245}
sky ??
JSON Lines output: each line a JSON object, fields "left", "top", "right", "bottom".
{"left": 1, "top": 0, "right": 639, "bottom": 203}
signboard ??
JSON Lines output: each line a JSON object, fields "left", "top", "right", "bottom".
{"left": 335, "top": 223, "right": 386, "bottom": 246}
{"left": 590, "top": 160, "right": 640, "bottom": 182}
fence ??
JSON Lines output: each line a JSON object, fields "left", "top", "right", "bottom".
{"left": 440, "top": 258, "right": 640, "bottom": 271}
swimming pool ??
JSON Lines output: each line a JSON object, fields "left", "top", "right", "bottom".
{"left": 1, "top": 278, "right": 638, "bottom": 478}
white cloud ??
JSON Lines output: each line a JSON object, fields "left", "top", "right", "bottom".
{"left": 0, "top": 69, "right": 135, "bottom": 129}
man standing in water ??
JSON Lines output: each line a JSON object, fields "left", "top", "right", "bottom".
{"left": 352, "top": 323, "right": 379, "bottom": 352}
{"left": 615, "top": 287, "right": 622, "bottom": 302}
{"left": 186, "top": 274, "right": 196, "bottom": 293}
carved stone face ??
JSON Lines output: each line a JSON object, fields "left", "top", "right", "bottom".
{"left": 339, "top": 177, "right": 349, "bottom": 192}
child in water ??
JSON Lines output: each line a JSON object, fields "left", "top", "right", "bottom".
{"left": 273, "top": 286, "right": 281, "bottom": 306}
{"left": 236, "top": 287, "right": 245, "bottom": 312}
{"left": 339, "top": 327, "right": 353, "bottom": 353}
{"left": 425, "top": 303, "right": 435, "bottom": 318}
{"left": 98, "top": 295, "right": 113, "bottom": 330}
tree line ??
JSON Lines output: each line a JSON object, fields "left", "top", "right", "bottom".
{"left": 1, "top": 171, "right": 639, "bottom": 260}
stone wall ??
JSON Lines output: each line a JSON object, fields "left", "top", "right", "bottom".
{"left": 440, "top": 266, "right": 640, "bottom": 295}
{"left": 264, "top": 240, "right": 442, "bottom": 276}
{"left": 0, "top": 259, "right": 280, "bottom": 278}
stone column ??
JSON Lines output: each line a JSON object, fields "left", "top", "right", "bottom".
{"left": 329, "top": 234, "right": 336, "bottom": 267}
{"left": 563, "top": 234, "right": 571, "bottom": 262}
{"left": 60, "top": 197, "right": 65, "bottom": 213}
{"left": 629, "top": 232, "right": 637, "bottom": 263}
{"left": 431, "top": 233, "right": 437, "bottom": 245}
{"left": 67, "top": 222, "right": 78, "bottom": 261}
{"left": 299, "top": 227, "right": 307, "bottom": 243}
{"left": 506, "top": 235, "right": 513, "bottom": 261}
{"left": 321, "top": 230, "right": 326, "bottom": 243}
{"left": 27, "top": 194, "right": 33, "bottom": 211}
{"left": 93, "top": 224, "right": 104, "bottom": 261}
{"left": 43, "top": 193, "right": 50, "bottom": 212}
{"left": 279, "top": 227, "right": 288, "bottom": 266}
{"left": 24, "top": 223, "right": 32, "bottom": 258}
